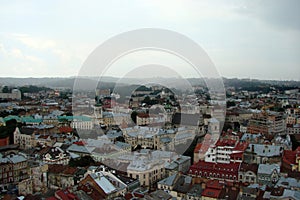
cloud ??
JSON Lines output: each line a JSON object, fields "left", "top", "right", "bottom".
{"left": 0, "top": 33, "right": 85, "bottom": 77}
{"left": 236, "top": 0, "right": 300, "bottom": 31}
{"left": 13, "top": 34, "right": 57, "bottom": 50}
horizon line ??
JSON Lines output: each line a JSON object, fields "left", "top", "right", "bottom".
{"left": 0, "top": 75, "right": 299, "bottom": 82}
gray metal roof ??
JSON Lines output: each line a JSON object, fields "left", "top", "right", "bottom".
{"left": 258, "top": 163, "right": 280, "bottom": 175}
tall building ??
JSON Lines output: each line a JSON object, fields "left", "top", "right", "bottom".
{"left": 0, "top": 89, "right": 22, "bottom": 100}
{"left": 247, "top": 111, "right": 285, "bottom": 136}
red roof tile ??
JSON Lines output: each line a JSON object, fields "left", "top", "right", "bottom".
{"left": 206, "top": 180, "right": 223, "bottom": 190}
{"left": 74, "top": 141, "right": 85, "bottom": 146}
{"left": 59, "top": 126, "right": 73, "bottom": 133}
{"left": 194, "top": 143, "right": 202, "bottom": 153}
{"left": 202, "top": 188, "right": 221, "bottom": 198}
{"left": 234, "top": 142, "right": 249, "bottom": 151}
{"left": 216, "top": 139, "right": 236, "bottom": 147}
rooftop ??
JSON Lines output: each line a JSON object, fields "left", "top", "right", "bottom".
{"left": 258, "top": 163, "right": 280, "bottom": 175}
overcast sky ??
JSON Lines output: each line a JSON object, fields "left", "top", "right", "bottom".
{"left": 0, "top": 0, "right": 299, "bottom": 80}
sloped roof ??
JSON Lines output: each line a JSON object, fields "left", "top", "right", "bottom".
{"left": 258, "top": 163, "right": 280, "bottom": 175}
{"left": 157, "top": 173, "right": 178, "bottom": 186}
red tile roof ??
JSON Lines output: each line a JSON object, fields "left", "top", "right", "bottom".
{"left": 74, "top": 141, "right": 85, "bottom": 146}
{"left": 55, "top": 190, "right": 79, "bottom": 200}
{"left": 282, "top": 147, "right": 300, "bottom": 165}
{"left": 137, "top": 113, "right": 150, "bottom": 118}
{"left": 206, "top": 180, "right": 223, "bottom": 190}
{"left": 194, "top": 143, "right": 202, "bottom": 153}
{"left": 189, "top": 161, "right": 240, "bottom": 180}
{"left": 216, "top": 139, "right": 236, "bottom": 147}
{"left": 48, "top": 164, "right": 78, "bottom": 175}
{"left": 234, "top": 142, "right": 249, "bottom": 151}
{"left": 239, "top": 163, "right": 258, "bottom": 173}
{"left": 202, "top": 188, "right": 221, "bottom": 198}
{"left": 59, "top": 126, "right": 73, "bottom": 133}
{"left": 0, "top": 137, "right": 9, "bottom": 147}
{"left": 46, "top": 197, "right": 58, "bottom": 200}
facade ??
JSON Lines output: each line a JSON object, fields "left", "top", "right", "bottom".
{"left": 127, "top": 156, "right": 166, "bottom": 187}
{"left": 79, "top": 172, "right": 126, "bottom": 199}
{"left": 204, "top": 138, "right": 248, "bottom": 164}
{"left": 238, "top": 186, "right": 259, "bottom": 200}
{"left": 18, "top": 179, "right": 33, "bottom": 196}
{"left": 58, "top": 116, "right": 93, "bottom": 130}
{"left": 165, "top": 155, "right": 191, "bottom": 176}
{"left": 287, "top": 124, "right": 300, "bottom": 135}
{"left": 257, "top": 164, "right": 280, "bottom": 186}
{"left": 0, "top": 89, "right": 22, "bottom": 100}
{"left": 43, "top": 146, "right": 70, "bottom": 165}
{"left": 282, "top": 147, "right": 300, "bottom": 172}
{"left": 0, "top": 154, "right": 28, "bottom": 188}
{"left": 247, "top": 111, "right": 285, "bottom": 136}
{"left": 47, "top": 164, "right": 79, "bottom": 189}
{"left": 245, "top": 144, "right": 283, "bottom": 164}
{"left": 136, "top": 113, "right": 150, "bottom": 126}
{"left": 189, "top": 160, "right": 240, "bottom": 182}
{"left": 91, "top": 142, "right": 131, "bottom": 162}
{"left": 14, "top": 127, "right": 33, "bottom": 150}
{"left": 238, "top": 163, "right": 258, "bottom": 184}
{"left": 29, "top": 161, "right": 48, "bottom": 193}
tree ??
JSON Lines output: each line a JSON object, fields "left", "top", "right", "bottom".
{"left": 69, "top": 156, "right": 95, "bottom": 167}
{"left": 2, "top": 86, "right": 9, "bottom": 93}
{"left": 131, "top": 111, "right": 138, "bottom": 124}
{"left": 142, "top": 96, "right": 151, "bottom": 105}
{"left": 226, "top": 101, "right": 236, "bottom": 108}
{"left": 115, "top": 136, "right": 125, "bottom": 143}
{"left": 0, "top": 119, "right": 17, "bottom": 144}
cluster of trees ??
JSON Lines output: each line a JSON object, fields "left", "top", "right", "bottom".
{"left": 1, "top": 86, "right": 11, "bottom": 93}
{"left": 69, "top": 156, "right": 95, "bottom": 167}
{"left": 0, "top": 108, "right": 26, "bottom": 118}
{"left": 0, "top": 119, "right": 19, "bottom": 144}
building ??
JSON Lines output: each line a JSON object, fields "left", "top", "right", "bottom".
{"left": 287, "top": 124, "right": 300, "bottom": 135}
{"left": 0, "top": 89, "right": 22, "bottom": 100}
{"left": 257, "top": 163, "right": 280, "bottom": 186}
{"left": 263, "top": 187, "right": 300, "bottom": 200}
{"left": 42, "top": 146, "right": 70, "bottom": 165}
{"left": 13, "top": 127, "right": 33, "bottom": 150}
{"left": 204, "top": 138, "right": 248, "bottom": 164}
{"left": 28, "top": 161, "right": 48, "bottom": 193}
{"left": 91, "top": 142, "right": 131, "bottom": 162}
{"left": 238, "top": 186, "right": 260, "bottom": 200}
{"left": 165, "top": 155, "right": 191, "bottom": 176}
{"left": 136, "top": 113, "right": 150, "bottom": 126}
{"left": 193, "top": 134, "right": 214, "bottom": 163}
{"left": 282, "top": 147, "right": 300, "bottom": 172}
{"left": 201, "top": 180, "right": 223, "bottom": 200}
{"left": 18, "top": 178, "right": 33, "bottom": 196}
{"left": 127, "top": 154, "right": 166, "bottom": 187}
{"left": 58, "top": 116, "right": 93, "bottom": 130}
{"left": 238, "top": 163, "right": 258, "bottom": 184}
{"left": 276, "top": 177, "right": 300, "bottom": 191}
{"left": 245, "top": 144, "right": 283, "bottom": 164}
{"left": 47, "top": 164, "right": 81, "bottom": 189}
{"left": 79, "top": 171, "right": 127, "bottom": 199}
{"left": 189, "top": 160, "right": 240, "bottom": 182}
{"left": 157, "top": 173, "right": 195, "bottom": 199}
{"left": 247, "top": 111, "right": 285, "bottom": 136}
{"left": 0, "top": 154, "right": 28, "bottom": 189}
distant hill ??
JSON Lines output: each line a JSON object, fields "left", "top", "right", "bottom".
{"left": 0, "top": 76, "right": 299, "bottom": 91}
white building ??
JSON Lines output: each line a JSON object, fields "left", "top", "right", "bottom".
{"left": 0, "top": 89, "right": 22, "bottom": 100}
{"left": 14, "top": 127, "right": 33, "bottom": 150}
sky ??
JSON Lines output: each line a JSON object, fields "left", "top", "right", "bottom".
{"left": 0, "top": 0, "right": 299, "bottom": 80}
